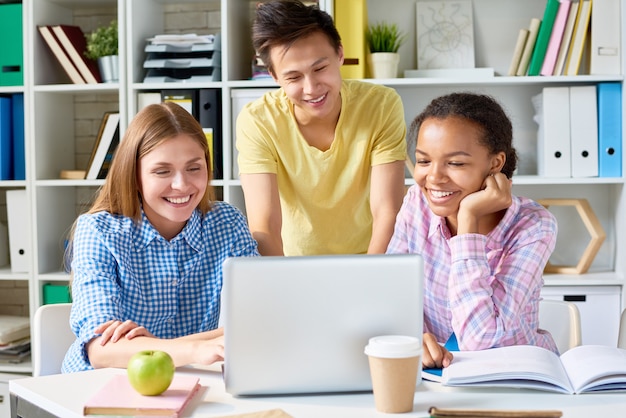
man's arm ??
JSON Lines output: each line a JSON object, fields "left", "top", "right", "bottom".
{"left": 368, "top": 160, "right": 406, "bottom": 254}
{"left": 240, "top": 172, "right": 284, "bottom": 256}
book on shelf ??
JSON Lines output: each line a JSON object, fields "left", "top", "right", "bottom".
{"left": 564, "top": 0, "right": 592, "bottom": 75}
{"left": 59, "top": 169, "right": 87, "bottom": 180}
{"left": 552, "top": 0, "right": 580, "bottom": 75}
{"left": 507, "top": 28, "right": 529, "bottom": 76}
{"left": 539, "top": 0, "right": 572, "bottom": 76}
{"left": 86, "top": 112, "right": 120, "bottom": 180}
{"left": 527, "top": 0, "right": 561, "bottom": 76}
{"left": 83, "top": 374, "right": 201, "bottom": 417}
{"left": 0, "top": 315, "right": 30, "bottom": 345}
{"left": 0, "top": 336, "right": 30, "bottom": 364}
{"left": 516, "top": 18, "right": 541, "bottom": 76}
{"left": 424, "top": 344, "right": 626, "bottom": 394}
{"left": 51, "top": 24, "right": 102, "bottom": 84}
{"left": 96, "top": 127, "right": 121, "bottom": 180}
{"left": 37, "top": 25, "right": 86, "bottom": 84}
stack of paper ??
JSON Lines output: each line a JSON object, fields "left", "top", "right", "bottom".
{"left": 0, "top": 316, "right": 31, "bottom": 363}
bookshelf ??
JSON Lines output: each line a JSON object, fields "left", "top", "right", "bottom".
{"left": 0, "top": 0, "right": 623, "bottom": 379}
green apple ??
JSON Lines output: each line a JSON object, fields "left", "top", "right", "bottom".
{"left": 127, "top": 350, "right": 175, "bottom": 396}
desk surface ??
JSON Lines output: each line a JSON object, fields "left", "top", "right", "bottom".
{"left": 9, "top": 364, "right": 626, "bottom": 417}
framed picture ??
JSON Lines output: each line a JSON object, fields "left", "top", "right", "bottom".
{"left": 416, "top": 0, "right": 475, "bottom": 69}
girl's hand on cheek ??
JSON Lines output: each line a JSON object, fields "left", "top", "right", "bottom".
{"left": 459, "top": 172, "right": 513, "bottom": 219}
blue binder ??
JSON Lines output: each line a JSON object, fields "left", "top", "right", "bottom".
{"left": 597, "top": 83, "right": 622, "bottom": 177}
{"left": 0, "top": 96, "right": 11, "bottom": 180}
{"left": 11, "top": 93, "right": 24, "bottom": 180}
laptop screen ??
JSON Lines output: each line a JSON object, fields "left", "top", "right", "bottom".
{"left": 221, "top": 253, "right": 424, "bottom": 397}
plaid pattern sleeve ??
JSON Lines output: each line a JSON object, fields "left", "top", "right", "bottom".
{"left": 387, "top": 186, "right": 558, "bottom": 354}
{"left": 62, "top": 201, "right": 259, "bottom": 373}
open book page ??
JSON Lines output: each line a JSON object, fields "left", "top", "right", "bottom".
{"left": 441, "top": 345, "right": 574, "bottom": 393}
{"left": 560, "top": 345, "right": 626, "bottom": 393}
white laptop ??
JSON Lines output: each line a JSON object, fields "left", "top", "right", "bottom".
{"left": 221, "top": 253, "right": 424, "bottom": 397}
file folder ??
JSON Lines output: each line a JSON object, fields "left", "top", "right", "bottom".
{"left": 198, "top": 89, "right": 223, "bottom": 179}
{"left": 597, "top": 82, "right": 622, "bottom": 177}
{"left": 334, "top": 0, "right": 368, "bottom": 79}
{"left": 0, "top": 4, "right": 23, "bottom": 86}
{"left": 6, "top": 189, "right": 30, "bottom": 273}
{"left": 11, "top": 93, "right": 25, "bottom": 180}
{"left": 539, "top": 87, "right": 571, "bottom": 177}
{"left": 590, "top": 0, "right": 621, "bottom": 75}
{"left": 0, "top": 96, "right": 11, "bottom": 180}
{"left": 569, "top": 86, "right": 598, "bottom": 177}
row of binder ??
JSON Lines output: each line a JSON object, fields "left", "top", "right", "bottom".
{"left": 535, "top": 83, "right": 622, "bottom": 178}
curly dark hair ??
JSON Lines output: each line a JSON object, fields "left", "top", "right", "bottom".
{"left": 252, "top": 0, "right": 342, "bottom": 76}
{"left": 408, "top": 92, "right": 518, "bottom": 178}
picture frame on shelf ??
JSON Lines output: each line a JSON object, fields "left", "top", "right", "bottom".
{"left": 416, "top": 0, "right": 475, "bottom": 70}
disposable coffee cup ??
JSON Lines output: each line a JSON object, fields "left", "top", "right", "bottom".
{"left": 364, "top": 335, "right": 422, "bottom": 414}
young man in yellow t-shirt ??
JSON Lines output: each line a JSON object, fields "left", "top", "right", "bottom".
{"left": 237, "top": 0, "right": 407, "bottom": 256}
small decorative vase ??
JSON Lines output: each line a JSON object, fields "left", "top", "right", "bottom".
{"left": 97, "top": 55, "right": 119, "bottom": 83}
{"left": 368, "top": 52, "right": 400, "bottom": 79}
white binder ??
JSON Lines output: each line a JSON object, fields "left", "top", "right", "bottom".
{"left": 590, "top": 0, "right": 621, "bottom": 75}
{"left": 539, "top": 87, "right": 571, "bottom": 177}
{"left": 569, "top": 86, "right": 599, "bottom": 177}
{"left": 7, "top": 189, "right": 30, "bottom": 273}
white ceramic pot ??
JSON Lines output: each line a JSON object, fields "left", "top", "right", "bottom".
{"left": 368, "top": 52, "right": 400, "bottom": 79}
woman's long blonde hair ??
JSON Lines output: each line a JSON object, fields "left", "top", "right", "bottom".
{"left": 65, "top": 102, "right": 215, "bottom": 274}
{"left": 90, "top": 101, "right": 215, "bottom": 217}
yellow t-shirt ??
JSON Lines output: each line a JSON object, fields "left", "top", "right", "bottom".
{"left": 236, "top": 80, "right": 406, "bottom": 255}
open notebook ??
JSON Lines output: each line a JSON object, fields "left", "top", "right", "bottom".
{"left": 221, "top": 254, "right": 424, "bottom": 397}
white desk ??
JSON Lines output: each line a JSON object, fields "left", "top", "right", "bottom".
{"left": 9, "top": 364, "right": 626, "bottom": 417}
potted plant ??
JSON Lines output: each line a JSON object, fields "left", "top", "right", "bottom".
{"left": 366, "top": 22, "right": 406, "bottom": 79}
{"left": 85, "top": 20, "right": 119, "bottom": 82}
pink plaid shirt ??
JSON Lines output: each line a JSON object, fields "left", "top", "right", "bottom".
{"left": 387, "top": 185, "right": 559, "bottom": 354}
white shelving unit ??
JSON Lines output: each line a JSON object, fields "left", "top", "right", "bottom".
{"left": 1, "top": 0, "right": 624, "bottom": 376}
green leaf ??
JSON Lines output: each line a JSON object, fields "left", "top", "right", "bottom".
{"left": 366, "top": 22, "right": 406, "bottom": 53}
{"left": 84, "top": 20, "right": 118, "bottom": 60}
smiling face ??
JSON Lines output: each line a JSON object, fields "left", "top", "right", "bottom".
{"left": 138, "top": 134, "right": 208, "bottom": 240}
{"left": 270, "top": 31, "right": 343, "bottom": 125}
{"left": 414, "top": 116, "right": 504, "bottom": 221}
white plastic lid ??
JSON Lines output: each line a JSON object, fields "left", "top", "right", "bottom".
{"left": 364, "top": 335, "right": 422, "bottom": 358}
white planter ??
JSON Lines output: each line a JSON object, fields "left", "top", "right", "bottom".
{"left": 97, "top": 55, "right": 119, "bottom": 83}
{"left": 368, "top": 52, "right": 400, "bottom": 79}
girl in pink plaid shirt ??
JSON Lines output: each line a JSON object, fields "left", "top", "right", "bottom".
{"left": 387, "top": 93, "right": 558, "bottom": 369}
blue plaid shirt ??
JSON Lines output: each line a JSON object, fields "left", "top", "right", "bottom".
{"left": 62, "top": 201, "right": 259, "bottom": 373}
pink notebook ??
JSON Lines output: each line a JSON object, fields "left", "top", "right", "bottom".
{"left": 83, "top": 374, "right": 201, "bottom": 417}
{"left": 540, "top": 0, "right": 572, "bottom": 76}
